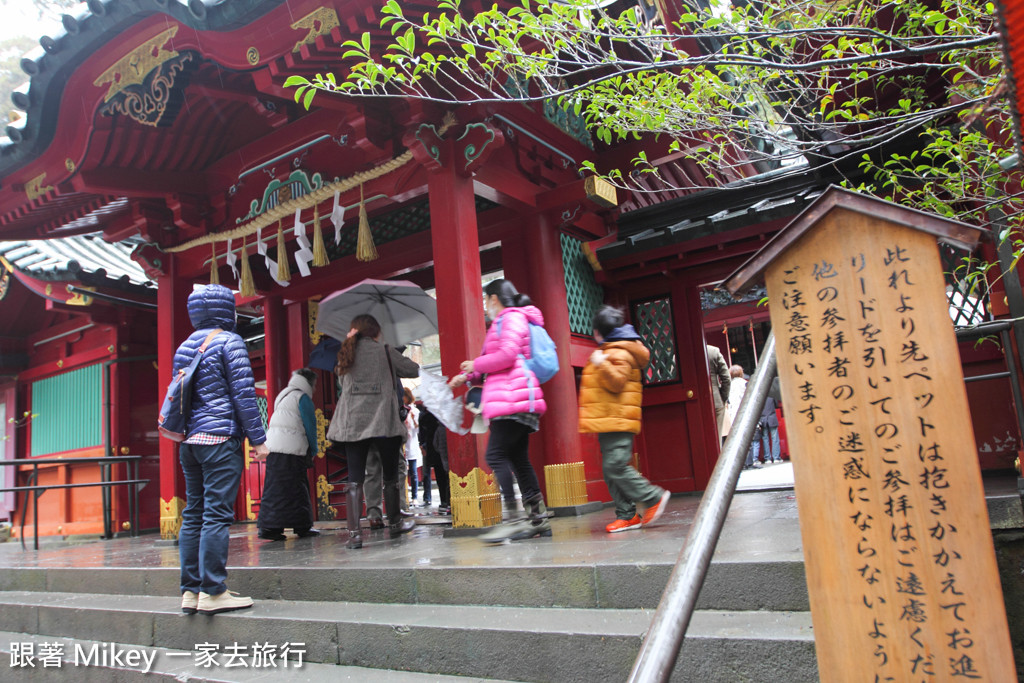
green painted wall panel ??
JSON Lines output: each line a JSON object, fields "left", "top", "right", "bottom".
{"left": 30, "top": 364, "right": 103, "bottom": 457}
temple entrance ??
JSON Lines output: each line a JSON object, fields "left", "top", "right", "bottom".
{"left": 700, "top": 283, "right": 771, "bottom": 380}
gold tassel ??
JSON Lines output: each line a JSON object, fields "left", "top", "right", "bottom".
{"left": 312, "top": 202, "right": 329, "bottom": 267}
{"left": 276, "top": 219, "right": 291, "bottom": 282}
{"left": 355, "top": 183, "right": 378, "bottom": 262}
{"left": 239, "top": 236, "right": 255, "bottom": 297}
{"left": 209, "top": 243, "right": 220, "bottom": 285}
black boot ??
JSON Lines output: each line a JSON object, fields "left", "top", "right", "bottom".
{"left": 346, "top": 483, "right": 363, "bottom": 549}
{"left": 519, "top": 493, "right": 552, "bottom": 538}
{"left": 384, "top": 480, "right": 415, "bottom": 536}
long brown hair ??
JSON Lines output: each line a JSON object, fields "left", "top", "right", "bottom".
{"left": 335, "top": 314, "right": 381, "bottom": 375}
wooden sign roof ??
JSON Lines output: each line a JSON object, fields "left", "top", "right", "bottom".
{"left": 721, "top": 186, "right": 986, "bottom": 297}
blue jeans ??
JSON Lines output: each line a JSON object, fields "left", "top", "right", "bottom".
{"left": 753, "top": 425, "right": 781, "bottom": 463}
{"left": 408, "top": 459, "right": 418, "bottom": 498}
{"left": 179, "top": 437, "right": 244, "bottom": 596}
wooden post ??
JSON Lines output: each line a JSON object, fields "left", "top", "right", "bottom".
{"left": 522, "top": 213, "right": 581, "bottom": 472}
{"left": 262, "top": 296, "right": 287, "bottom": 414}
{"left": 406, "top": 120, "right": 505, "bottom": 527}
{"left": 724, "top": 187, "right": 1015, "bottom": 681}
{"left": 156, "top": 257, "right": 191, "bottom": 541}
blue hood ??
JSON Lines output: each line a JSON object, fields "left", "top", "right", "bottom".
{"left": 187, "top": 284, "right": 237, "bottom": 331}
{"left": 604, "top": 324, "right": 642, "bottom": 342}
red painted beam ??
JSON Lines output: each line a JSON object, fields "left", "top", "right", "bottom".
{"left": 72, "top": 169, "right": 209, "bottom": 198}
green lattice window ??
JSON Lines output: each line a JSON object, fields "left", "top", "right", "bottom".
{"left": 633, "top": 297, "right": 679, "bottom": 385}
{"left": 30, "top": 364, "right": 102, "bottom": 457}
{"left": 256, "top": 396, "right": 269, "bottom": 432}
{"left": 561, "top": 233, "right": 605, "bottom": 334}
{"left": 941, "top": 245, "right": 989, "bottom": 328}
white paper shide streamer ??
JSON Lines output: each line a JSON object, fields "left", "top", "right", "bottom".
{"left": 225, "top": 237, "right": 239, "bottom": 280}
{"left": 293, "top": 208, "right": 313, "bottom": 278}
{"left": 331, "top": 190, "right": 345, "bottom": 245}
{"left": 256, "top": 228, "right": 290, "bottom": 288}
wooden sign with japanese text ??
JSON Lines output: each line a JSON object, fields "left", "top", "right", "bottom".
{"left": 758, "top": 200, "right": 1016, "bottom": 681}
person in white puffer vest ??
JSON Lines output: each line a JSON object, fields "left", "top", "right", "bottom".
{"left": 257, "top": 368, "right": 320, "bottom": 540}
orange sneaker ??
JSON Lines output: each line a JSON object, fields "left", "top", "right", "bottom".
{"left": 605, "top": 516, "right": 643, "bottom": 533}
{"left": 640, "top": 490, "right": 671, "bottom": 527}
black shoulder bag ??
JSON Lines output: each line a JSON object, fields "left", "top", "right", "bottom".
{"left": 385, "top": 344, "right": 409, "bottom": 421}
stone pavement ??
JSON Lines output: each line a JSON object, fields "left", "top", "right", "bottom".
{"left": 0, "top": 488, "right": 804, "bottom": 573}
{"left": 737, "top": 459, "right": 795, "bottom": 491}
{"left": 0, "top": 489, "right": 816, "bottom": 682}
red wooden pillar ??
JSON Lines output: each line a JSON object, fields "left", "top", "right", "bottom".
{"left": 286, "top": 300, "right": 310, "bottom": 375}
{"left": 522, "top": 214, "right": 582, "bottom": 484}
{"left": 156, "top": 256, "right": 191, "bottom": 540}
{"left": 262, "top": 296, "right": 288, "bottom": 414}
{"left": 426, "top": 162, "right": 486, "bottom": 475}
{"left": 406, "top": 119, "right": 505, "bottom": 526}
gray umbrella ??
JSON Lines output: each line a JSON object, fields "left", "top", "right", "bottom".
{"left": 314, "top": 278, "right": 438, "bottom": 347}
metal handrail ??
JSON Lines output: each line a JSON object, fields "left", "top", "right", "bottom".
{"left": 0, "top": 455, "right": 147, "bottom": 550}
{"left": 628, "top": 331, "right": 778, "bottom": 683}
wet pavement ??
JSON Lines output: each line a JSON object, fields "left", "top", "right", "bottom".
{"left": 0, "top": 488, "right": 805, "bottom": 572}
{"left": 737, "top": 459, "right": 795, "bottom": 491}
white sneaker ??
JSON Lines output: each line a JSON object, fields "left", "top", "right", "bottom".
{"left": 181, "top": 590, "right": 198, "bottom": 614}
{"left": 197, "top": 590, "right": 253, "bottom": 614}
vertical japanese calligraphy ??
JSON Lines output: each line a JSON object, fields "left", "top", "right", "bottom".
{"left": 764, "top": 210, "right": 1015, "bottom": 682}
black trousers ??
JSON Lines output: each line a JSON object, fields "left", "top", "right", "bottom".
{"left": 344, "top": 436, "right": 404, "bottom": 484}
{"left": 424, "top": 447, "right": 450, "bottom": 505}
{"left": 484, "top": 419, "right": 541, "bottom": 502}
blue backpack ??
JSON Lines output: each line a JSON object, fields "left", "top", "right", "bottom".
{"left": 495, "top": 317, "right": 559, "bottom": 384}
{"left": 158, "top": 329, "right": 222, "bottom": 442}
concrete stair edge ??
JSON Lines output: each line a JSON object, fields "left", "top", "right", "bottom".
{"left": 0, "top": 592, "right": 818, "bottom": 683}
{"left": 0, "top": 559, "right": 811, "bottom": 612}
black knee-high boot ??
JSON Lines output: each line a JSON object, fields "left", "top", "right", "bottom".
{"left": 384, "top": 480, "right": 415, "bottom": 536}
{"left": 346, "top": 483, "right": 363, "bottom": 549}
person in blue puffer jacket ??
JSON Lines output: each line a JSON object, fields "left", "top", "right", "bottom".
{"left": 173, "top": 284, "right": 268, "bottom": 616}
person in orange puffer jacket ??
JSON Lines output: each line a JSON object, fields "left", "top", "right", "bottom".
{"left": 580, "top": 306, "right": 671, "bottom": 533}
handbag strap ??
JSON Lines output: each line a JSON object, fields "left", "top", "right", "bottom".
{"left": 384, "top": 343, "right": 397, "bottom": 384}
{"left": 384, "top": 344, "right": 407, "bottom": 416}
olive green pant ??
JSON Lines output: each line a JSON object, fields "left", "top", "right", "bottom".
{"left": 598, "top": 432, "right": 665, "bottom": 521}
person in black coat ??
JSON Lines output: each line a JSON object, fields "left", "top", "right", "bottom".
{"left": 417, "top": 404, "right": 451, "bottom": 512}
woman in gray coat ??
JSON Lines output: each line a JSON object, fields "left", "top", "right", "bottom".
{"left": 327, "top": 314, "right": 419, "bottom": 549}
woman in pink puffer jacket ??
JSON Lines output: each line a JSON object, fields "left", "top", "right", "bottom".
{"left": 449, "top": 279, "right": 551, "bottom": 540}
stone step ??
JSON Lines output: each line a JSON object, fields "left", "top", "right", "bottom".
{"left": 0, "top": 630, "right": 514, "bottom": 682}
{"left": 0, "top": 559, "right": 809, "bottom": 612}
{"left": 0, "top": 591, "right": 818, "bottom": 682}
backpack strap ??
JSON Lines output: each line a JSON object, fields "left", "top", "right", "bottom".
{"left": 199, "top": 328, "right": 223, "bottom": 353}
{"left": 175, "top": 329, "right": 223, "bottom": 381}
{"left": 496, "top": 316, "right": 538, "bottom": 412}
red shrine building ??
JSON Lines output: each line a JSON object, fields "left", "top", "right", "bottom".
{"left": 0, "top": 0, "right": 1018, "bottom": 539}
